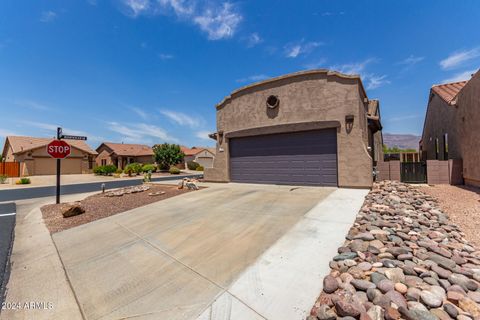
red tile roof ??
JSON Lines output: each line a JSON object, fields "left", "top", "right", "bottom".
{"left": 5, "top": 136, "right": 97, "bottom": 155}
{"left": 100, "top": 142, "right": 153, "bottom": 157}
{"left": 180, "top": 146, "right": 216, "bottom": 156}
{"left": 431, "top": 81, "right": 468, "bottom": 104}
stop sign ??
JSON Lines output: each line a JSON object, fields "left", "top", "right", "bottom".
{"left": 47, "top": 140, "right": 71, "bottom": 159}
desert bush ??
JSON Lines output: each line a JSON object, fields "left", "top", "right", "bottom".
{"left": 16, "top": 177, "right": 31, "bottom": 184}
{"left": 124, "top": 163, "right": 142, "bottom": 176}
{"left": 196, "top": 166, "right": 204, "bottom": 171}
{"left": 141, "top": 164, "right": 156, "bottom": 173}
{"left": 187, "top": 161, "right": 200, "bottom": 170}
{"left": 169, "top": 166, "right": 181, "bottom": 174}
{"left": 93, "top": 165, "right": 117, "bottom": 176}
{"left": 115, "top": 168, "right": 123, "bottom": 174}
{"left": 0, "top": 175, "right": 7, "bottom": 184}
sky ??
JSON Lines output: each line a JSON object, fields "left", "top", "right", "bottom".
{"left": 1, "top": 0, "right": 479, "bottom": 148}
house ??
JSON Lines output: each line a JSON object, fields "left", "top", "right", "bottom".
{"left": 420, "top": 69, "right": 480, "bottom": 187}
{"left": 180, "top": 146, "right": 216, "bottom": 168}
{"left": 1, "top": 136, "right": 97, "bottom": 176}
{"left": 204, "top": 69, "right": 383, "bottom": 188}
{"left": 95, "top": 142, "right": 154, "bottom": 169}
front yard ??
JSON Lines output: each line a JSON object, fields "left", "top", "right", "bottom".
{"left": 41, "top": 184, "right": 195, "bottom": 233}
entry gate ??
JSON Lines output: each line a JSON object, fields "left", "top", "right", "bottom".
{"left": 400, "top": 162, "right": 427, "bottom": 183}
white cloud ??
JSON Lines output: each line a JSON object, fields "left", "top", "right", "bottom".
{"left": 440, "top": 48, "right": 480, "bottom": 70}
{"left": 284, "top": 40, "right": 322, "bottom": 58}
{"left": 120, "top": 0, "right": 242, "bottom": 40}
{"left": 23, "top": 121, "right": 88, "bottom": 136}
{"left": 236, "top": 74, "right": 269, "bottom": 83}
{"left": 158, "top": 53, "right": 174, "bottom": 60}
{"left": 331, "top": 58, "right": 375, "bottom": 75}
{"left": 331, "top": 58, "right": 389, "bottom": 90}
{"left": 365, "top": 74, "right": 390, "bottom": 90}
{"left": 398, "top": 55, "right": 424, "bottom": 66}
{"left": 442, "top": 69, "right": 477, "bottom": 83}
{"left": 245, "top": 32, "right": 262, "bottom": 47}
{"left": 107, "top": 121, "right": 178, "bottom": 143}
{"left": 160, "top": 110, "right": 202, "bottom": 128}
{"left": 14, "top": 99, "right": 50, "bottom": 110}
{"left": 195, "top": 130, "right": 212, "bottom": 140}
{"left": 0, "top": 128, "right": 18, "bottom": 139}
{"left": 193, "top": 3, "right": 242, "bottom": 40}
{"left": 122, "top": 0, "right": 150, "bottom": 17}
{"left": 130, "top": 107, "right": 148, "bottom": 120}
{"left": 386, "top": 114, "right": 422, "bottom": 122}
{"left": 40, "top": 10, "right": 57, "bottom": 22}
{"left": 304, "top": 58, "right": 327, "bottom": 69}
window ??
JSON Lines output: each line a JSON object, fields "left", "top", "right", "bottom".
{"left": 443, "top": 133, "right": 448, "bottom": 160}
{"left": 435, "top": 138, "right": 439, "bottom": 160}
{"left": 101, "top": 159, "right": 106, "bottom": 166}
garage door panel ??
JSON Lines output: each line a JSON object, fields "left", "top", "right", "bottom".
{"left": 230, "top": 129, "right": 337, "bottom": 186}
{"left": 34, "top": 158, "right": 83, "bottom": 175}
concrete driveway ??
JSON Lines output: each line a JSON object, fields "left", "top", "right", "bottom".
{"left": 52, "top": 183, "right": 367, "bottom": 320}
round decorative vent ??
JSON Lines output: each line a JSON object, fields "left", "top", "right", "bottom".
{"left": 266, "top": 95, "right": 279, "bottom": 109}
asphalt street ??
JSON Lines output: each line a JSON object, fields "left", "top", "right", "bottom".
{"left": 0, "top": 173, "right": 202, "bottom": 202}
{"left": 0, "top": 202, "right": 16, "bottom": 307}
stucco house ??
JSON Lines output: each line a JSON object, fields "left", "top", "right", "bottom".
{"left": 95, "top": 142, "right": 154, "bottom": 169}
{"left": 420, "top": 69, "right": 480, "bottom": 187}
{"left": 1, "top": 136, "right": 97, "bottom": 176}
{"left": 204, "top": 69, "right": 383, "bottom": 188}
{"left": 180, "top": 146, "right": 216, "bottom": 169}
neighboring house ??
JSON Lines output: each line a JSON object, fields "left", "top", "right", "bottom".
{"left": 205, "top": 69, "right": 383, "bottom": 188}
{"left": 95, "top": 142, "right": 154, "bottom": 169}
{"left": 1, "top": 136, "right": 97, "bottom": 176}
{"left": 180, "top": 146, "right": 216, "bottom": 168}
{"left": 420, "top": 69, "right": 480, "bottom": 187}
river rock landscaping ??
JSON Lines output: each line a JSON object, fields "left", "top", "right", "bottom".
{"left": 308, "top": 180, "right": 480, "bottom": 320}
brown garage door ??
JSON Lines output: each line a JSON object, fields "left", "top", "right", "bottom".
{"left": 34, "top": 158, "right": 83, "bottom": 175}
{"left": 229, "top": 129, "right": 337, "bottom": 186}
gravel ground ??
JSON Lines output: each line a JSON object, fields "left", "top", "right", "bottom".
{"left": 420, "top": 185, "right": 480, "bottom": 248}
{"left": 41, "top": 184, "right": 193, "bottom": 233}
{"left": 308, "top": 181, "right": 480, "bottom": 320}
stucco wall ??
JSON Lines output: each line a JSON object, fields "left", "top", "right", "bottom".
{"left": 456, "top": 72, "right": 480, "bottom": 187}
{"left": 205, "top": 72, "right": 375, "bottom": 188}
{"left": 421, "top": 94, "right": 461, "bottom": 160}
{"left": 95, "top": 149, "right": 114, "bottom": 166}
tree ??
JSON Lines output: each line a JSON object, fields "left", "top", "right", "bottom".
{"left": 152, "top": 143, "right": 184, "bottom": 170}
{"left": 383, "top": 144, "right": 416, "bottom": 153}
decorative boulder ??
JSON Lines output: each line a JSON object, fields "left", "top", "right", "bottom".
{"left": 62, "top": 202, "right": 85, "bottom": 218}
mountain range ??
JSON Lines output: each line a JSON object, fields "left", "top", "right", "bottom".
{"left": 382, "top": 133, "right": 421, "bottom": 151}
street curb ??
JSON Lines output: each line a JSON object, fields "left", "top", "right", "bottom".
{"left": 0, "top": 202, "right": 16, "bottom": 312}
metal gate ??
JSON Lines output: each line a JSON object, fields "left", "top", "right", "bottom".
{"left": 400, "top": 162, "right": 427, "bottom": 183}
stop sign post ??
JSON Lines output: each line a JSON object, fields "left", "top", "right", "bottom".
{"left": 48, "top": 127, "right": 87, "bottom": 204}
{"left": 47, "top": 140, "right": 71, "bottom": 159}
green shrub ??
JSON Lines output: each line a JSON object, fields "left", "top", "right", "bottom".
{"left": 124, "top": 163, "right": 142, "bottom": 176}
{"left": 93, "top": 165, "right": 117, "bottom": 176}
{"left": 115, "top": 168, "right": 123, "bottom": 174}
{"left": 16, "top": 177, "right": 31, "bottom": 184}
{"left": 153, "top": 143, "right": 184, "bottom": 170}
{"left": 141, "top": 164, "right": 156, "bottom": 173}
{"left": 196, "top": 166, "right": 204, "bottom": 171}
{"left": 169, "top": 166, "right": 181, "bottom": 174}
{"left": 0, "top": 175, "right": 7, "bottom": 184}
{"left": 187, "top": 161, "right": 200, "bottom": 170}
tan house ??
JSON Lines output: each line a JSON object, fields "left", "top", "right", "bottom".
{"left": 1, "top": 136, "right": 97, "bottom": 176}
{"left": 180, "top": 146, "right": 216, "bottom": 168}
{"left": 95, "top": 142, "right": 154, "bottom": 169}
{"left": 420, "top": 69, "right": 480, "bottom": 187}
{"left": 205, "top": 69, "right": 383, "bottom": 188}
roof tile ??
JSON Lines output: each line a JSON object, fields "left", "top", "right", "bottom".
{"left": 432, "top": 81, "right": 468, "bottom": 104}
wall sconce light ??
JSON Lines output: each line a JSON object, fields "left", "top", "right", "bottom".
{"left": 345, "top": 114, "right": 354, "bottom": 133}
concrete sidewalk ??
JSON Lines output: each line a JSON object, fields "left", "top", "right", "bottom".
{"left": 0, "top": 193, "right": 95, "bottom": 320}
